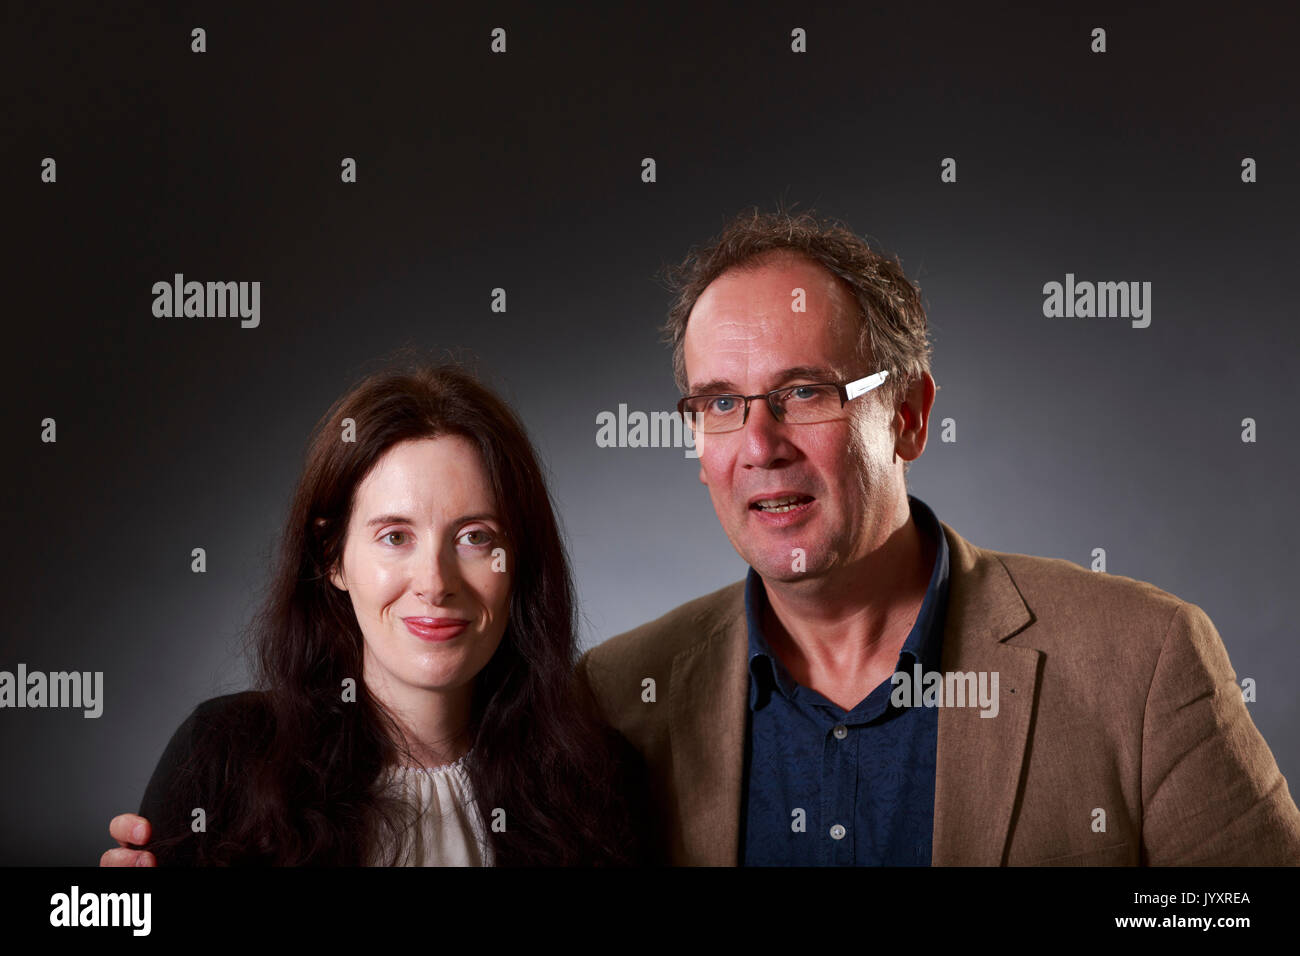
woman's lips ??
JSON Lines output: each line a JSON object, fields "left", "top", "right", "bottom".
{"left": 403, "top": 618, "right": 470, "bottom": 642}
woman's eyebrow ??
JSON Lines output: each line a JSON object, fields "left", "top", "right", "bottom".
{"left": 451, "top": 514, "right": 500, "bottom": 526}
{"left": 366, "top": 513, "right": 414, "bottom": 528}
{"left": 365, "top": 513, "right": 500, "bottom": 527}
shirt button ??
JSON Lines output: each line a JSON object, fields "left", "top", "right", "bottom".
{"left": 832, "top": 724, "right": 848, "bottom": 739}
{"left": 830, "top": 824, "right": 846, "bottom": 840}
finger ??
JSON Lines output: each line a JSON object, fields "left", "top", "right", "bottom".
{"left": 100, "top": 847, "right": 154, "bottom": 867}
{"left": 109, "top": 813, "right": 150, "bottom": 847}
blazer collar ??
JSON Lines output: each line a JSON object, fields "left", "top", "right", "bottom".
{"left": 666, "top": 519, "right": 1037, "bottom": 865}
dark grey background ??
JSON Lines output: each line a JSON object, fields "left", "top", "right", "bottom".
{"left": 4, "top": 2, "right": 1297, "bottom": 865}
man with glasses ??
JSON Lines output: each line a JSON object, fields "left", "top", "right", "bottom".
{"left": 576, "top": 208, "right": 1300, "bottom": 866}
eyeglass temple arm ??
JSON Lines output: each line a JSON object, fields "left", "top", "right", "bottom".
{"left": 845, "top": 370, "right": 889, "bottom": 401}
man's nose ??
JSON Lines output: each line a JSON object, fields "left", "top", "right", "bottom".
{"left": 740, "top": 398, "right": 796, "bottom": 467}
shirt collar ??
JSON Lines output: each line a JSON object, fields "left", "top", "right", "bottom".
{"left": 746, "top": 494, "right": 951, "bottom": 710}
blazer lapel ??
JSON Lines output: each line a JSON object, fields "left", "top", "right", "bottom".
{"left": 668, "top": 598, "right": 749, "bottom": 865}
{"left": 659, "top": 520, "right": 1041, "bottom": 866}
{"left": 931, "top": 521, "right": 1040, "bottom": 865}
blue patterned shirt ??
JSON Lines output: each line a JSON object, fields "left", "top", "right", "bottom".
{"left": 740, "top": 494, "right": 951, "bottom": 865}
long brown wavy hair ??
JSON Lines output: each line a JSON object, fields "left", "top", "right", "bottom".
{"left": 149, "top": 357, "right": 644, "bottom": 865}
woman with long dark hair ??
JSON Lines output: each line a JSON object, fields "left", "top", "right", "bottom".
{"left": 106, "top": 361, "right": 646, "bottom": 865}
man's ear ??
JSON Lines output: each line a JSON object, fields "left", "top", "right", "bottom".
{"left": 894, "top": 372, "right": 936, "bottom": 464}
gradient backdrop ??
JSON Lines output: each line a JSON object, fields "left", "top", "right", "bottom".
{"left": 5, "top": 2, "right": 1298, "bottom": 864}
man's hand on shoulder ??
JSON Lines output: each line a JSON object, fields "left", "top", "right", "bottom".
{"left": 100, "top": 813, "right": 156, "bottom": 866}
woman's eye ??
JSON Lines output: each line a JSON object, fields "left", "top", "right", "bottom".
{"left": 382, "top": 531, "right": 409, "bottom": 546}
{"left": 458, "top": 529, "right": 492, "bottom": 547}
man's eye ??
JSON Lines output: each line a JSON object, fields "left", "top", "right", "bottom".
{"left": 710, "top": 397, "right": 737, "bottom": 413}
{"left": 382, "top": 531, "right": 409, "bottom": 546}
{"left": 458, "top": 529, "right": 492, "bottom": 547}
{"left": 790, "top": 385, "right": 818, "bottom": 400}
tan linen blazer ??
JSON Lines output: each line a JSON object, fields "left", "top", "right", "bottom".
{"left": 577, "top": 519, "right": 1300, "bottom": 865}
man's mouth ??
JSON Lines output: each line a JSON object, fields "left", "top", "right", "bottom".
{"left": 750, "top": 494, "right": 815, "bottom": 514}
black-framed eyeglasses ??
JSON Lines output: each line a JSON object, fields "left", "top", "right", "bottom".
{"left": 677, "top": 371, "right": 889, "bottom": 435}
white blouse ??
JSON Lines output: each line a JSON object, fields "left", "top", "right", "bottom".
{"left": 368, "top": 752, "right": 494, "bottom": 866}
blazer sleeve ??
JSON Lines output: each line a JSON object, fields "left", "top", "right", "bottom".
{"left": 1139, "top": 602, "right": 1300, "bottom": 864}
{"left": 576, "top": 651, "right": 666, "bottom": 865}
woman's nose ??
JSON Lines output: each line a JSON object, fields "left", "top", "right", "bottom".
{"left": 414, "top": 544, "right": 458, "bottom": 605}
